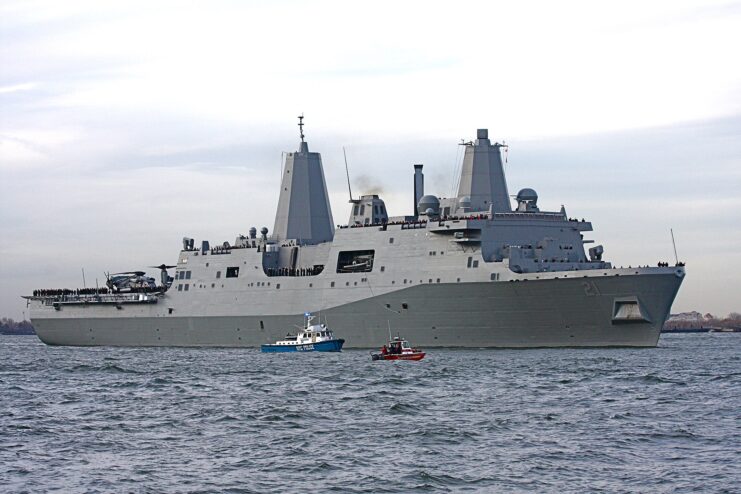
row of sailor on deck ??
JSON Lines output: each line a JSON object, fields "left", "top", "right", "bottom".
{"left": 338, "top": 212, "right": 493, "bottom": 230}
{"left": 265, "top": 266, "right": 324, "bottom": 277}
{"left": 33, "top": 287, "right": 110, "bottom": 297}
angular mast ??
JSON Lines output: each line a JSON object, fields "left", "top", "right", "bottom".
{"left": 272, "top": 116, "right": 335, "bottom": 244}
{"left": 456, "top": 129, "right": 511, "bottom": 213}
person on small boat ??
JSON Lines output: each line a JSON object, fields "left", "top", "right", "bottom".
{"left": 381, "top": 344, "right": 388, "bottom": 355}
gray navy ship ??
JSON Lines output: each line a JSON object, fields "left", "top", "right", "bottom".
{"left": 26, "top": 121, "right": 685, "bottom": 347}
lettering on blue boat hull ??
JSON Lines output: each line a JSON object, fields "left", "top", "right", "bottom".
{"left": 261, "top": 339, "right": 345, "bottom": 353}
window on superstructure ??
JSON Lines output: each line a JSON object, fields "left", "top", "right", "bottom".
{"left": 184, "top": 284, "right": 189, "bottom": 291}
{"left": 226, "top": 267, "right": 239, "bottom": 278}
{"left": 177, "top": 284, "right": 183, "bottom": 291}
{"left": 216, "top": 271, "right": 221, "bottom": 278}
{"left": 185, "top": 271, "right": 192, "bottom": 279}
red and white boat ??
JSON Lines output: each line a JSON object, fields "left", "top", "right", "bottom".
{"left": 371, "top": 336, "right": 425, "bottom": 361}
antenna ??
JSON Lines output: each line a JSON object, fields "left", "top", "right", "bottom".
{"left": 387, "top": 320, "right": 392, "bottom": 342}
{"left": 81, "top": 268, "right": 86, "bottom": 289}
{"left": 343, "top": 147, "right": 358, "bottom": 203}
{"left": 298, "top": 114, "right": 305, "bottom": 142}
{"left": 670, "top": 228, "right": 679, "bottom": 265}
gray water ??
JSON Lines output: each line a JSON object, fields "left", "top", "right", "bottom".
{"left": 1, "top": 334, "right": 739, "bottom": 493}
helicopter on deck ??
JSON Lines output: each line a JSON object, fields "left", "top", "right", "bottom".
{"left": 104, "top": 264, "right": 175, "bottom": 293}
{"left": 105, "top": 271, "right": 157, "bottom": 292}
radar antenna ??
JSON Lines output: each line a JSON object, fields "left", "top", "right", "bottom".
{"left": 670, "top": 228, "right": 679, "bottom": 265}
{"left": 298, "top": 114, "right": 305, "bottom": 143}
{"left": 343, "top": 147, "right": 359, "bottom": 203}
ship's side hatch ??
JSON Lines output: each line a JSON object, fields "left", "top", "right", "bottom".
{"left": 337, "top": 250, "right": 374, "bottom": 273}
{"left": 612, "top": 297, "right": 651, "bottom": 324}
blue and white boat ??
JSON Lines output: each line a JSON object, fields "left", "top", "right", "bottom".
{"left": 261, "top": 313, "right": 345, "bottom": 352}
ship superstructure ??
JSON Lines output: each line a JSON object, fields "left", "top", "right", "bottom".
{"left": 26, "top": 122, "right": 685, "bottom": 347}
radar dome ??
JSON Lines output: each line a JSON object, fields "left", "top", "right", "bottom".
{"left": 516, "top": 188, "right": 538, "bottom": 203}
{"left": 418, "top": 195, "right": 440, "bottom": 215}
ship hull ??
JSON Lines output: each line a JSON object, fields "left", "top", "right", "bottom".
{"left": 31, "top": 270, "right": 683, "bottom": 348}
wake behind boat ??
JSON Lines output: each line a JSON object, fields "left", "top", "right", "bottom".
{"left": 261, "top": 313, "right": 344, "bottom": 352}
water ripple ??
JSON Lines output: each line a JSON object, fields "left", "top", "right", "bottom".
{"left": 1, "top": 334, "right": 739, "bottom": 492}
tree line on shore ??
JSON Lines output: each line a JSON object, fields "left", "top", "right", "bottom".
{"left": 663, "top": 312, "right": 741, "bottom": 330}
{"left": 0, "top": 318, "right": 35, "bottom": 335}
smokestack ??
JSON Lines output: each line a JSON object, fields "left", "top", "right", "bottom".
{"left": 413, "top": 164, "right": 424, "bottom": 216}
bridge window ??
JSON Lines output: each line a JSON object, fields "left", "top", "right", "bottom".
{"left": 226, "top": 267, "right": 239, "bottom": 278}
{"left": 216, "top": 271, "right": 221, "bottom": 278}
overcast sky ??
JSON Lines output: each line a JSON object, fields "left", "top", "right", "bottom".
{"left": 1, "top": 0, "right": 740, "bottom": 320}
